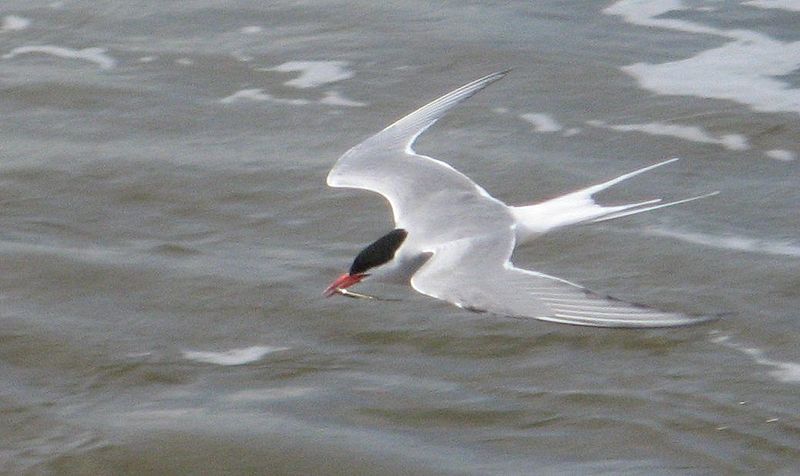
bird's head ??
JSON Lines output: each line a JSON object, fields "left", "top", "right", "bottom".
{"left": 324, "top": 228, "right": 408, "bottom": 297}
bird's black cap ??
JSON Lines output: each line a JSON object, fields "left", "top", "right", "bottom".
{"left": 350, "top": 229, "right": 407, "bottom": 275}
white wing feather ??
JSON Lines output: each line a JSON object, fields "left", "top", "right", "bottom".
{"left": 411, "top": 233, "right": 714, "bottom": 328}
{"left": 327, "top": 71, "right": 510, "bottom": 230}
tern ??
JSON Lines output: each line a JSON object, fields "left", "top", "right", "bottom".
{"left": 323, "top": 71, "right": 717, "bottom": 327}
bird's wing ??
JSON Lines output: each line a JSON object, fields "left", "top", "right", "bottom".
{"left": 410, "top": 232, "right": 714, "bottom": 328}
{"left": 327, "top": 71, "right": 511, "bottom": 235}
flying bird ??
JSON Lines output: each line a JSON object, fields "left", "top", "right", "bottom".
{"left": 324, "top": 71, "right": 717, "bottom": 327}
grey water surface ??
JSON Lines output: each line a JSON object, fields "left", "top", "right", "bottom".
{"left": 2, "top": 1, "right": 800, "bottom": 474}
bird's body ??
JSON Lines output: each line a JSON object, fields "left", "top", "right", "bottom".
{"left": 324, "top": 71, "right": 717, "bottom": 328}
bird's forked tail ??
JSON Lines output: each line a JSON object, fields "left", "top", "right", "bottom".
{"left": 510, "top": 158, "right": 718, "bottom": 243}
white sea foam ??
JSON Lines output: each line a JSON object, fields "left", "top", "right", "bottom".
{"left": 765, "top": 149, "right": 796, "bottom": 162}
{"left": 743, "top": 0, "right": 800, "bottom": 12}
{"left": 519, "top": 113, "right": 563, "bottom": 132}
{"left": 224, "top": 61, "right": 364, "bottom": 106}
{"left": 220, "top": 88, "right": 364, "bottom": 107}
{"left": 182, "top": 346, "right": 288, "bottom": 366}
{"left": 319, "top": 90, "right": 366, "bottom": 107}
{"left": 647, "top": 227, "right": 800, "bottom": 258}
{"left": 605, "top": 0, "right": 719, "bottom": 35}
{"left": 587, "top": 120, "right": 749, "bottom": 151}
{"left": 2, "top": 45, "right": 116, "bottom": 69}
{"left": 262, "top": 60, "right": 355, "bottom": 88}
{"left": 711, "top": 333, "right": 800, "bottom": 384}
{"left": 240, "top": 25, "right": 263, "bottom": 34}
{"left": 220, "top": 88, "right": 312, "bottom": 105}
{"left": 219, "top": 89, "right": 264, "bottom": 104}
{"left": 605, "top": 0, "right": 800, "bottom": 116}
{"left": 1, "top": 15, "right": 31, "bottom": 32}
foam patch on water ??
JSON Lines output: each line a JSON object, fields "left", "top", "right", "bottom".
{"left": 711, "top": 333, "right": 800, "bottom": 384}
{"left": 605, "top": 0, "right": 800, "bottom": 116}
{"left": 222, "top": 61, "right": 364, "bottom": 107}
{"left": 319, "top": 90, "right": 366, "bottom": 107}
{"left": 519, "top": 113, "right": 563, "bottom": 132}
{"left": 605, "top": 0, "right": 719, "bottom": 35}
{"left": 647, "top": 227, "right": 800, "bottom": 258}
{"left": 765, "top": 149, "right": 796, "bottom": 162}
{"left": 262, "top": 61, "right": 355, "bottom": 89}
{"left": 588, "top": 120, "right": 749, "bottom": 151}
{"left": 743, "top": 0, "right": 800, "bottom": 11}
{"left": 1, "top": 15, "right": 31, "bottom": 32}
{"left": 182, "top": 346, "right": 288, "bottom": 366}
{"left": 220, "top": 88, "right": 312, "bottom": 105}
{"left": 2, "top": 45, "right": 116, "bottom": 69}
{"left": 220, "top": 88, "right": 364, "bottom": 107}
